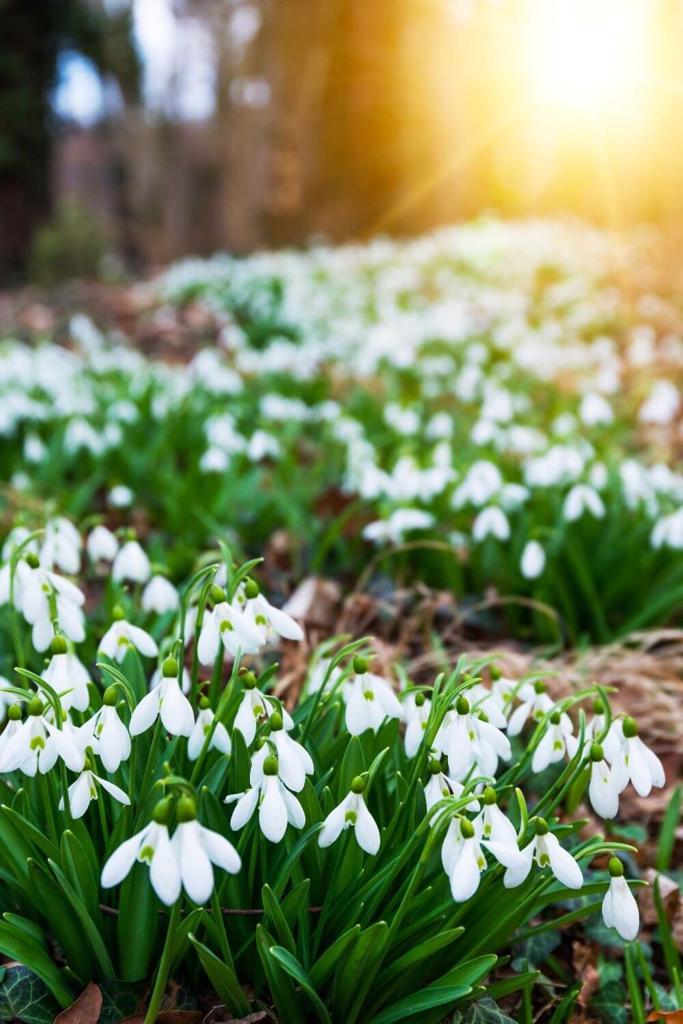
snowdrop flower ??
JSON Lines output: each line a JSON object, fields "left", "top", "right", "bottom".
{"left": 520, "top": 540, "right": 546, "bottom": 579}
{"left": 197, "top": 594, "right": 263, "bottom": 664}
{"left": 99, "top": 609, "right": 159, "bottom": 664}
{"left": 108, "top": 485, "right": 134, "bottom": 509}
{"left": 305, "top": 656, "right": 344, "bottom": 695}
{"left": 130, "top": 657, "right": 194, "bottom": 737}
{"left": 80, "top": 688, "right": 131, "bottom": 773}
{"left": 188, "top": 697, "right": 231, "bottom": 761}
{"left": 476, "top": 787, "right": 518, "bottom": 847}
{"left": 363, "top": 508, "right": 434, "bottom": 546}
{"left": 42, "top": 636, "right": 91, "bottom": 712}
{"left": 41, "top": 517, "right": 82, "bottom": 574}
{"left": 507, "top": 681, "right": 553, "bottom": 736}
{"left": 172, "top": 803, "right": 241, "bottom": 905}
{"left": 466, "top": 681, "right": 508, "bottom": 730}
{"left": 86, "top": 524, "right": 119, "bottom": 563}
{"left": 256, "top": 714, "right": 313, "bottom": 792}
{"left": 472, "top": 506, "right": 510, "bottom": 543}
{"left": 151, "top": 663, "right": 192, "bottom": 695}
{"left": 436, "top": 695, "right": 511, "bottom": 780}
{"left": 532, "top": 710, "right": 575, "bottom": 773}
{"left": 424, "top": 759, "right": 479, "bottom": 815}
{"left": 563, "top": 484, "right": 605, "bottom": 522}
{"left": 503, "top": 818, "right": 583, "bottom": 890}
{"left": 402, "top": 691, "right": 431, "bottom": 758}
{"left": 59, "top": 767, "right": 130, "bottom": 819}
{"left": 441, "top": 818, "right": 487, "bottom": 902}
{"left": 142, "top": 575, "right": 179, "bottom": 615}
{"left": 610, "top": 717, "right": 665, "bottom": 798}
{"left": 0, "top": 704, "right": 23, "bottom": 758}
{"left": 112, "top": 539, "right": 151, "bottom": 584}
{"left": 651, "top": 509, "right": 683, "bottom": 550}
{"left": 344, "top": 657, "right": 402, "bottom": 736}
{"left": 639, "top": 380, "right": 679, "bottom": 425}
{"left": 602, "top": 857, "right": 639, "bottom": 941}
{"left": 579, "top": 392, "right": 613, "bottom": 427}
{"left": 238, "top": 579, "right": 304, "bottom": 644}
{"left": 227, "top": 754, "right": 305, "bottom": 843}
{"left": 587, "top": 742, "right": 619, "bottom": 820}
{"left": 233, "top": 671, "right": 293, "bottom": 746}
{"left": 0, "top": 697, "right": 84, "bottom": 776}
{"left": 17, "top": 556, "right": 85, "bottom": 651}
{"left": 101, "top": 800, "right": 180, "bottom": 905}
{"left": 318, "top": 776, "right": 380, "bottom": 854}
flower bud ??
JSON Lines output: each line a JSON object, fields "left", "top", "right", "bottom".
{"left": 50, "top": 634, "right": 68, "bottom": 656}
{"left": 456, "top": 695, "right": 470, "bottom": 715}
{"left": 352, "top": 655, "right": 369, "bottom": 675}
{"left": 351, "top": 775, "right": 366, "bottom": 794}
{"left": 622, "top": 716, "right": 638, "bottom": 739}
{"left": 590, "top": 742, "right": 604, "bottom": 762}
{"left": 490, "top": 664, "right": 502, "bottom": 681}
{"left": 550, "top": 711, "right": 561, "bottom": 725}
{"left": 103, "top": 686, "right": 117, "bottom": 707}
{"left": 534, "top": 681, "right": 546, "bottom": 695}
{"left": 608, "top": 856, "right": 625, "bottom": 878}
{"left": 152, "top": 796, "right": 174, "bottom": 825}
{"left": 592, "top": 697, "right": 605, "bottom": 715}
{"left": 8, "top": 704, "right": 22, "bottom": 721}
{"left": 533, "top": 816, "right": 549, "bottom": 836}
{"left": 112, "top": 604, "right": 125, "bottom": 622}
{"left": 269, "top": 711, "right": 283, "bottom": 732}
{"left": 27, "top": 697, "right": 43, "bottom": 716}
{"left": 263, "top": 755, "right": 279, "bottom": 776}
{"left": 428, "top": 758, "right": 442, "bottom": 775}
{"left": 460, "top": 818, "right": 475, "bottom": 839}
{"left": 162, "top": 657, "right": 178, "bottom": 678}
{"left": 199, "top": 695, "right": 211, "bottom": 711}
{"left": 242, "top": 670, "right": 257, "bottom": 690}
{"left": 209, "top": 584, "right": 226, "bottom": 604}
{"left": 26, "top": 552, "right": 40, "bottom": 569}
{"left": 244, "top": 579, "right": 260, "bottom": 599}
{"left": 483, "top": 786, "right": 497, "bottom": 806}
{"left": 176, "top": 794, "right": 197, "bottom": 823}
{"left": 414, "top": 692, "right": 425, "bottom": 708}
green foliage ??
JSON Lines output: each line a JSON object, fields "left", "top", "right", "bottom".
{"left": 28, "top": 199, "right": 109, "bottom": 285}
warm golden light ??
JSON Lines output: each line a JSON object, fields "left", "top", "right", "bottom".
{"left": 528, "top": 0, "right": 648, "bottom": 115}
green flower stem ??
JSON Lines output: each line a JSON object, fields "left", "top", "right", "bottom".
{"left": 134, "top": 719, "right": 164, "bottom": 828}
{"left": 143, "top": 901, "right": 182, "bottom": 1024}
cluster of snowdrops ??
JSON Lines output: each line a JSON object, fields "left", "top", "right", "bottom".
{"left": 0, "top": 516, "right": 664, "bottom": 1021}
{"left": 1, "top": 219, "right": 683, "bottom": 641}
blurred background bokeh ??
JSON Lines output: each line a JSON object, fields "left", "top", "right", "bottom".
{"left": 3, "top": 0, "right": 683, "bottom": 282}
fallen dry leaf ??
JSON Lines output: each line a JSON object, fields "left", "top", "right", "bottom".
{"left": 118, "top": 1013, "right": 202, "bottom": 1024}
{"left": 646, "top": 1012, "right": 683, "bottom": 1022}
{"left": 55, "top": 983, "right": 103, "bottom": 1024}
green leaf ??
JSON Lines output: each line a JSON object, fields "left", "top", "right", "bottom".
{"left": 0, "top": 965, "right": 59, "bottom": 1024}
{"left": 657, "top": 785, "right": 682, "bottom": 873}
{"left": 98, "top": 978, "right": 144, "bottom": 1024}
{"left": 333, "top": 920, "right": 388, "bottom": 1022}
{"left": 47, "top": 859, "right": 116, "bottom": 979}
{"left": 255, "top": 924, "right": 306, "bottom": 1024}
{"left": 377, "top": 927, "right": 465, "bottom": 986}
{"left": 0, "top": 923, "right": 74, "bottom": 1008}
{"left": 262, "top": 884, "right": 296, "bottom": 954}
{"left": 188, "top": 932, "right": 251, "bottom": 1017}
{"left": 117, "top": 861, "right": 161, "bottom": 982}
{"left": 309, "top": 924, "right": 360, "bottom": 989}
{"left": 269, "top": 946, "right": 332, "bottom": 1024}
{"left": 369, "top": 983, "right": 472, "bottom": 1024}
{"left": 452, "top": 996, "right": 517, "bottom": 1023}
{"left": 26, "top": 859, "right": 95, "bottom": 984}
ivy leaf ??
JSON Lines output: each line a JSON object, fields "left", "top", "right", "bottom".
{"left": 98, "top": 979, "right": 144, "bottom": 1024}
{"left": 591, "top": 980, "right": 629, "bottom": 1024}
{"left": 449, "top": 997, "right": 516, "bottom": 1023}
{"left": 0, "top": 965, "right": 59, "bottom": 1024}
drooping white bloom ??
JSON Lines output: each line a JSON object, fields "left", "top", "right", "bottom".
{"left": 472, "top": 506, "right": 510, "bottom": 543}
{"left": 101, "top": 819, "right": 180, "bottom": 905}
{"left": 344, "top": 668, "right": 402, "bottom": 736}
{"left": 151, "top": 663, "right": 192, "bottom": 695}
{"left": 172, "top": 818, "right": 241, "bottom": 905}
{"left": 305, "top": 656, "right": 344, "bottom": 695}
{"left": 318, "top": 784, "right": 380, "bottom": 854}
{"left": 588, "top": 749, "right": 619, "bottom": 819}
{"left": 130, "top": 665, "right": 194, "bottom": 737}
{"left": 503, "top": 822, "right": 583, "bottom": 890}
{"left": 602, "top": 860, "right": 639, "bottom": 941}
{"left": 188, "top": 703, "right": 231, "bottom": 761}
{"left": 436, "top": 697, "right": 511, "bottom": 781}
{"left": 41, "top": 517, "right": 82, "bottom": 575}
{"left": 17, "top": 561, "right": 85, "bottom": 651}
{"left": 112, "top": 540, "right": 151, "bottom": 584}
{"left": 475, "top": 792, "right": 518, "bottom": 847}
{"left": 80, "top": 699, "right": 131, "bottom": 773}
{"left": 507, "top": 681, "right": 553, "bottom": 737}
{"left": 99, "top": 618, "right": 159, "bottom": 663}
{"left": 238, "top": 583, "right": 305, "bottom": 645}
{"left": 579, "top": 392, "right": 613, "bottom": 427}
{"left": 42, "top": 650, "right": 91, "bottom": 713}
{"left": 423, "top": 764, "right": 479, "bottom": 815}
{"left": 108, "top": 485, "right": 134, "bottom": 509}
{"left": 86, "top": 525, "right": 119, "bottom": 563}
{"left": 563, "top": 484, "right": 605, "bottom": 522}
{"left": 610, "top": 718, "right": 665, "bottom": 798}
{"left": 227, "top": 759, "right": 305, "bottom": 844}
{"left": 520, "top": 540, "right": 546, "bottom": 579}
{"left": 639, "top": 380, "right": 679, "bottom": 425}
{"left": 142, "top": 575, "right": 179, "bottom": 615}
{"left": 531, "top": 711, "right": 575, "bottom": 773}
{"left": 59, "top": 769, "right": 130, "bottom": 819}
{"left": 197, "top": 601, "right": 263, "bottom": 664}
{"left": 232, "top": 677, "right": 293, "bottom": 746}
{"left": 402, "top": 692, "right": 432, "bottom": 758}
{"left": 0, "top": 707, "right": 84, "bottom": 776}
{"left": 363, "top": 508, "right": 435, "bottom": 546}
